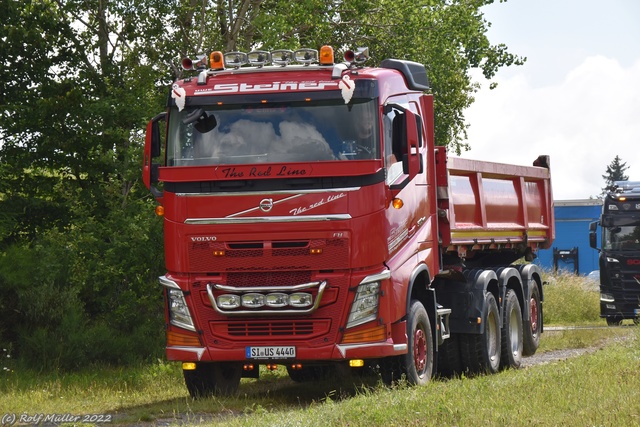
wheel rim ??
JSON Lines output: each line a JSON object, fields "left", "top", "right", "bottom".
{"left": 488, "top": 311, "right": 499, "bottom": 363}
{"left": 414, "top": 328, "right": 427, "bottom": 373}
{"left": 529, "top": 296, "right": 539, "bottom": 335}
{"left": 509, "top": 308, "right": 521, "bottom": 357}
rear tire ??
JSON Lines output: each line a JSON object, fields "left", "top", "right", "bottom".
{"left": 183, "top": 362, "right": 242, "bottom": 398}
{"left": 437, "top": 334, "right": 462, "bottom": 377}
{"left": 460, "top": 292, "right": 501, "bottom": 375}
{"left": 523, "top": 284, "right": 541, "bottom": 356}
{"left": 500, "top": 289, "right": 523, "bottom": 369}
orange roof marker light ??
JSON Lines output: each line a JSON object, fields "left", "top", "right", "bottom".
{"left": 209, "top": 51, "right": 224, "bottom": 70}
{"left": 319, "top": 45, "right": 334, "bottom": 65}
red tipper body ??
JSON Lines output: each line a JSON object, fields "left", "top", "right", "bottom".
{"left": 143, "top": 49, "right": 553, "bottom": 394}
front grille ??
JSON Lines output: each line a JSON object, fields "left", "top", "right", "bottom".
{"left": 226, "top": 271, "right": 312, "bottom": 288}
{"left": 211, "top": 319, "right": 331, "bottom": 339}
{"left": 188, "top": 238, "right": 349, "bottom": 272}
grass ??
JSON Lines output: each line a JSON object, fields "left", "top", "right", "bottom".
{"left": 542, "top": 271, "right": 602, "bottom": 325}
{"left": 1, "top": 272, "right": 639, "bottom": 426}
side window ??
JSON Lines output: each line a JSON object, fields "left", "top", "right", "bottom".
{"left": 383, "top": 107, "right": 403, "bottom": 184}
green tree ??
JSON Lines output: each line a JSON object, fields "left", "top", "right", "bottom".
{"left": 0, "top": 0, "right": 172, "bottom": 368}
{"left": 0, "top": 0, "right": 524, "bottom": 369}
{"left": 601, "top": 155, "right": 630, "bottom": 197}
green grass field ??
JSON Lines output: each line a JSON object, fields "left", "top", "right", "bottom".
{"left": 1, "top": 272, "right": 638, "bottom": 426}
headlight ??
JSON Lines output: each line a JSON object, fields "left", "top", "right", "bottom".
{"left": 346, "top": 281, "right": 380, "bottom": 329}
{"left": 167, "top": 288, "right": 196, "bottom": 331}
{"left": 242, "top": 293, "right": 266, "bottom": 308}
{"left": 600, "top": 293, "right": 615, "bottom": 303}
{"left": 217, "top": 294, "right": 241, "bottom": 309}
{"left": 289, "top": 293, "right": 313, "bottom": 308}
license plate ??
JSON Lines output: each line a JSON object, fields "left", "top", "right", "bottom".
{"left": 246, "top": 346, "right": 296, "bottom": 359}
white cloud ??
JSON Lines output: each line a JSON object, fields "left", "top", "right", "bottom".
{"left": 463, "top": 56, "right": 640, "bottom": 200}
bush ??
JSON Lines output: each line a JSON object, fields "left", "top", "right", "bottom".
{"left": 543, "top": 272, "right": 601, "bottom": 324}
{"left": 0, "top": 189, "right": 166, "bottom": 371}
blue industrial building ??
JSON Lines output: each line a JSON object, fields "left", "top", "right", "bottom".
{"left": 535, "top": 199, "right": 602, "bottom": 275}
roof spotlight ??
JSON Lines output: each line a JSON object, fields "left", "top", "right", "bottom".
{"left": 248, "top": 50, "right": 271, "bottom": 67}
{"left": 224, "top": 51, "right": 248, "bottom": 69}
{"left": 271, "top": 49, "right": 294, "bottom": 66}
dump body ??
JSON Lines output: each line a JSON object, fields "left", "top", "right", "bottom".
{"left": 436, "top": 151, "right": 554, "bottom": 266}
{"left": 143, "top": 47, "right": 553, "bottom": 395}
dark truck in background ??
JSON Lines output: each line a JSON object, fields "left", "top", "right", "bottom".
{"left": 590, "top": 181, "right": 640, "bottom": 325}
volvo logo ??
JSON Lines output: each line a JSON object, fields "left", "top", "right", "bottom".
{"left": 259, "top": 198, "right": 274, "bottom": 212}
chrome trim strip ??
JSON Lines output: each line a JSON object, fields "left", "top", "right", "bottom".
{"left": 170, "top": 318, "right": 196, "bottom": 332}
{"left": 185, "top": 214, "right": 351, "bottom": 225}
{"left": 176, "top": 187, "right": 361, "bottom": 197}
{"left": 213, "top": 281, "right": 323, "bottom": 293}
{"left": 335, "top": 342, "right": 407, "bottom": 358}
{"left": 206, "top": 281, "right": 327, "bottom": 317}
{"left": 360, "top": 269, "right": 391, "bottom": 284}
{"left": 228, "top": 194, "right": 302, "bottom": 218}
{"left": 159, "top": 275, "right": 181, "bottom": 290}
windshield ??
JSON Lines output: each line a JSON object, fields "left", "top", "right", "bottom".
{"left": 167, "top": 99, "right": 380, "bottom": 166}
{"left": 603, "top": 217, "right": 640, "bottom": 251}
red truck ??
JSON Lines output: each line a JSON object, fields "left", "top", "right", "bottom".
{"left": 143, "top": 46, "right": 554, "bottom": 396}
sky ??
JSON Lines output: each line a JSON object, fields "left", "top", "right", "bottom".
{"left": 462, "top": 0, "right": 640, "bottom": 200}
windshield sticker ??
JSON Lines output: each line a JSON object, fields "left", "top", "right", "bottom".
{"left": 289, "top": 193, "right": 346, "bottom": 216}
{"left": 172, "top": 84, "right": 186, "bottom": 111}
{"left": 339, "top": 75, "right": 355, "bottom": 104}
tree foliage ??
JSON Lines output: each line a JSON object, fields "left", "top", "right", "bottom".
{"left": 601, "top": 155, "right": 630, "bottom": 197}
{"left": 0, "top": 0, "right": 523, "bottom": 369}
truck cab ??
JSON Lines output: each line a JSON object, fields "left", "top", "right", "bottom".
{"left": 590, "top": 181, "right": 640, "bottom": 325}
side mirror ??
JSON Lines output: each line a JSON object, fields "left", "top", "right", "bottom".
{"left": 388, "top": 106, "right": 423, "bottom": 192}
{"left": 589, "top": 221, "right": 599, "bottom": 250}
{"left": 143, "top": 112, "right": 166, "bottom": 193}
{"left": 402, "top": 110, "right": 422, "bottom": 177}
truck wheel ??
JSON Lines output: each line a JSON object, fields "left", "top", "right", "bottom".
{"left": 460, "top": 292, "right": 501, "bottom": 375}
{"left": 437, "top": 333, "right": 462, "bottom": 377}
{"left": 523, "top": 284, "right": 541, "bottom": 356}
{"left": 500, "top": 289, "right": 523, "bottom": 369}
{"left": 286, "top": 365, "right": 330, "bottom": 382}
{"left": 403, "top": 300, "right": 433, "bottom": 385}
{"left": 606, "top": 317, "right": 623, "bottom": 326}
{"left": 183, "top": 362, "right": 242, "bottom": 398}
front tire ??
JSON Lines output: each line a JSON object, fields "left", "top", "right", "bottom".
{"left": 403, "top": 300, "right": 434, "bottom": 385}
{"left": 183, "top": 362, "right": 242, "bottom": 398}
{"left": 606, "top": 317, "right": 623, "bottom": 326}
{"left": 381, "top": 300, "right": 434, "bottom": 386}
